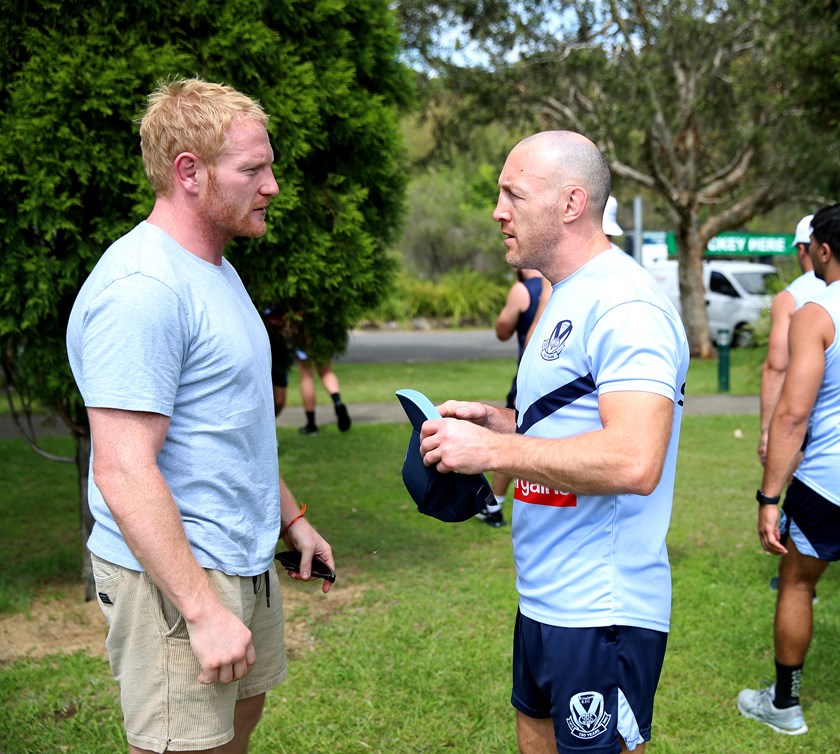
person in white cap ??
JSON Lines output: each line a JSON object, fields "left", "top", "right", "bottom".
{"left": 602, "top": 195, "right": 624, "bottom": 249}
{"left": 757, "top": 214, "right": 826, "bottom": 465}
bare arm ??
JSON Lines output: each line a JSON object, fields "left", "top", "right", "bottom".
{"left": 88, "top": 407, "right": 256, "bottom": 685}
{"left": 758, "top": 291, "right": 795, "bottom": 464}
{"left": 278, "top": 477, "right": 334, "bottom": 593}
{"left": 495, "top": 281, "right": 528, "bottom": 341}
{"left": 421, "top": 391, "right": 674, "bottom": 496}
{"left": 759, "top": 304, "right": 833, "bottom": 554}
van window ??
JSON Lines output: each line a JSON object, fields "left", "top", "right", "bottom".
{"left": 733, "top": 270, "right": 778, "bottom": 295}
{"left": 710, "top": 271, "right": 739, "bottom": 297}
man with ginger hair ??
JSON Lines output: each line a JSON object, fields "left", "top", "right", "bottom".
{"left": 67, "top": 77, "right": 333, "bottom": 753}
{"left": 419, "top": 131, "right": 688, "bottom": 753}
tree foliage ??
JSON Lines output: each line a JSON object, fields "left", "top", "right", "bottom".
{"left": 396, "top": 0, "right": 839, "bottom": 357}
{"left": 0, "top": 0, "right": 411, "bottom": 596}
{"left": 0, "top": 0, "right": 411, "bottom": 426}
{"left": 398, "top": 161, "right": 504, "bottom": 280}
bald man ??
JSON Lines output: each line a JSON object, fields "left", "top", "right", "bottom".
{"left": 419, "top": 132, "right": 689, "bottom": 754}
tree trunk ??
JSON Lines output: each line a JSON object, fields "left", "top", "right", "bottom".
{"left": 73, "top": 431, "right": 96, "bottom": 601}
{"left": 675, "top": 223, "right": 714, "bottom": 359}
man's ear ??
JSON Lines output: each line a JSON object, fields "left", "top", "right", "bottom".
{"left": 562, "top": 186, "right": 588, "bottom": 223}
{"left": 817, "top": 241, "right": 833, "bottom": 265}
{"left": 173, "top": 152, "right": 200, "bottom": 195}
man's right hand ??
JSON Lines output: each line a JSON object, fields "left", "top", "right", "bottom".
{"left": 186, "top": 603, "right": 257, "bottom": 685}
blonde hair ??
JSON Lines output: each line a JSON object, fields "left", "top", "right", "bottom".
{"left": 139, "top": 76, "right": 269, "bottom": 197}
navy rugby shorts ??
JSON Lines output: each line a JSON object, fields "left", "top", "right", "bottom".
{"left": 781, "top": 477, "right": 840, "bottom": 561}
{"left": 512, "top": 610, "right": 667, "bottom": 753}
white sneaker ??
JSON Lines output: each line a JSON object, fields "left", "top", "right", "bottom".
{"left": 737, "top": 684, "right": 808, "bottom": 735}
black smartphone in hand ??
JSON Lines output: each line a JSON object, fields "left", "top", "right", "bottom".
{"left": 275, "top": 550, "right": 336, "bottom": 583}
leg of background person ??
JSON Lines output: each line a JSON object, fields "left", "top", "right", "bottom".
{"left": 317, "top": 360, "right": 351, "bottom": 432}
{"left": 272, "top": 385, "right": 287, "bottom": 417}
{"left": 297, "top": 359, "right": 318, "bottom": 434}
{"left": 480, "top": 376, "right": 517, "bottom": 527}
{"left": 476, "top": 472, "right": 507, "bottom": 527}
{"left": 516, "top": 712, "right": 557, "bottom": 754}
{"left": 317, "top": 360, "right": 340, "bottom": 395}
{"left": 773, "top": 539, "right": 828, "bottom": 704}
{"left": 492, "top": 472, "right": 512, "bottom": 500}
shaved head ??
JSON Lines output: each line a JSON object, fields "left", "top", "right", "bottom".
{"left": 493, "top": 129, "right": 615, "bottom": 281}
{"left": 513, "top": 131, "right": 611, "bottom": 221}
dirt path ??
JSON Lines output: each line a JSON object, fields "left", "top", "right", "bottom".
{"left": 0, "top": 590, "right": 107, "bottom": 662}
{"left": 1, "top": 578, "right": 363, "bottom": 665}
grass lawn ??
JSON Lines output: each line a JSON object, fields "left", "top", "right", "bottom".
{"left": 281, "top": 347, "right": 765, "bottom": 407}
{"left": 5, "top": 348, "right": 837, "bottom": 753}
{"left": 0, "top": 402, "right": 840, "bottom": 754}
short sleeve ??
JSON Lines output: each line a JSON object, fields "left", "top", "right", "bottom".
{"left": 587, "top": 301, "right": 683, "bottom": 402}
{"left": 77, "top": 274, "right": 188, "bottom": 415}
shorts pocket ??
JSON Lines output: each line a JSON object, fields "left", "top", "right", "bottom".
{"left": 90, "top": 554, "right": 123, "bottom": 619}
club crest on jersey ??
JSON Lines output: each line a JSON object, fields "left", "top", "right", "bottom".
{"left": 541, "top": 319, "right": 572, "bottom": 361}
{"left": 566, "top": 691, "right": 611, "bottom": 740}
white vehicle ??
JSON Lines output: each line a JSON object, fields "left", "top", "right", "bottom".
{"left": 647, "top": 260, "right": 777, "bottom": 347}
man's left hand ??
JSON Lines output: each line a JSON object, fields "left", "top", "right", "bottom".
{"left": 419, "top": 417, "right": 493, "bottom": 475}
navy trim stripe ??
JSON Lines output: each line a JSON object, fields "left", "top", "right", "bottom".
{"left": 517, "top": 373, "right": 597, "bottom": 434}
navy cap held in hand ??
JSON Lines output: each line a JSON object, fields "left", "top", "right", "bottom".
{"left": 396, "top": 389, "right": 495, "bottom": 523}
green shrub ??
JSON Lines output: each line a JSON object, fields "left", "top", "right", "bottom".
{"left": 363, "top": 269, "right": 510, "bottom": 327}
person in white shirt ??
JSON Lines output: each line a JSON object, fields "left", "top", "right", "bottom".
{"left": 757, "top": 214, "right": 825, "bottom": 464}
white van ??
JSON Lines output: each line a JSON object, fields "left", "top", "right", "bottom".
{"left": 647, "top": 260, "right": 777, "bottom": 347}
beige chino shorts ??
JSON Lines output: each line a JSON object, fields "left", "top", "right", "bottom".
{"left": 91, "top": 553, "right": 286, "bottom": 752}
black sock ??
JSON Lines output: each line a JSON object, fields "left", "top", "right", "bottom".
{"left": 330, "top": 392, "right": 343, "bottom": 406}
{"left": 774, "top": 660, "right": 804, "bottom": 708}
{"left": 305, "top": 410, "right": 317, "bottom": 428}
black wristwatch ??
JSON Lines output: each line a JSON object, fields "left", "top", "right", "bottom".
{"left": 756, "top": 489, "right": 781, "bottom": 506}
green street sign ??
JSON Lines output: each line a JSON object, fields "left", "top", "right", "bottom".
{"left": 666, "top": 231, "right": 795, "bottom": 256}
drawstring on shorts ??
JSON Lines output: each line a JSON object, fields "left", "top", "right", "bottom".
{"left": 252, "top": 571, "right": 270, "bottom": 607}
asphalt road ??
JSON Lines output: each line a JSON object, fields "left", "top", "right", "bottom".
{"left": 0, "top": 328, "right": 758, "bottom": 438}
{"left": 337, "top": 327, "right": 517, "bottom": 364}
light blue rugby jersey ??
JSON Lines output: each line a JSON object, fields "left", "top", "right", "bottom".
{"left": 794, "top": 280, "right": 840, "bottom": 506}
{"left": 512, "top": 248, "right": 689, "bottom": 632}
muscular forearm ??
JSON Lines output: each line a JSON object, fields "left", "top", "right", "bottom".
{"left": 488, "top": 428, "right": 666, "bottom": 496}
{"left": 759, "top": 365, "right": 786, "bottom": 433}
{"left": 762, "top": 413, "right": 808, "bottom": 497}
{"left": 426, "top": 393, "right": 673, "bottom": 496}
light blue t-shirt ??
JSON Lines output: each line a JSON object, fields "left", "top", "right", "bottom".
{"left": 794, "top": 280, "right": 840, "bottom": 506}
{"left": 513, "top": 249, "right": 689, "bottom": 632}
{"left": 67, "top": 222, "right": 280, "bottom": 576}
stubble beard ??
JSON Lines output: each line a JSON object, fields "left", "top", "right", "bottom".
{"left": 201, "top": 172, "right": 267, "bottom": 242}
{"left": 506, "top": 237, "right": 552, "bottom": 275}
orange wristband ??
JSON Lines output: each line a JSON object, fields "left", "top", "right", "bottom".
{"left": 280, "top": 502, "right": 307, "bottom": 538}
